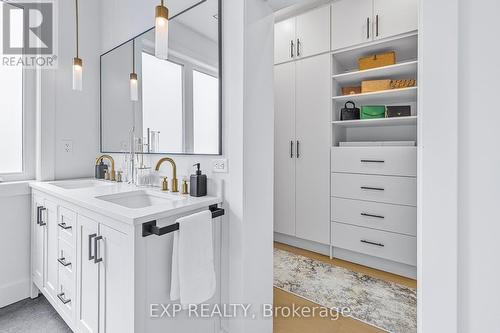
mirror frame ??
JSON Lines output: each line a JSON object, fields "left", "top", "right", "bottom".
{"left": 99, "top": 0, "right": 222, "bottom": 156}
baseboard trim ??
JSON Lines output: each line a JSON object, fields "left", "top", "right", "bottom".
{"left": 274, "top": 233, "right": 330, "bottom": 256}
{"left": 0, "top": 278, "right": 31, "bottom": 308}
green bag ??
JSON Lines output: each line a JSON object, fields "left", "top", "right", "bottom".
{"left": 361, "top": 105, "right": 386, "bottom": 119}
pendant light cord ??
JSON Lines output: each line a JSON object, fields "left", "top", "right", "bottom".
{"left": 75, "top": 0, "right": 79, "bottom": 58}
{"left": 132, "top": 39, "right": 135, "bottom": 73}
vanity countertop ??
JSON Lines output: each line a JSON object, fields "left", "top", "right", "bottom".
{"left": 30, "top": 179, "right": 222, "bottom": 225}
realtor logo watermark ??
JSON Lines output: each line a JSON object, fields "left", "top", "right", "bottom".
{"left": 1, "top": 0, "right": 58, "bottom": 68}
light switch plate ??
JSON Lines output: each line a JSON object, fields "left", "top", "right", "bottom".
{"left": 62, "top": 140, "right": 73, "bottom": 153}
{"left": 212, "top": 159, "right": 228, "bottom": 173}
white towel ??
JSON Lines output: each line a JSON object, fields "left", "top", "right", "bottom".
{"left": 170, "top": 210, "right": 216, "bottom": 307}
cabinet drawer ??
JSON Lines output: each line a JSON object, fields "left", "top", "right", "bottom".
{"left": 57, "top": 269, "right": 75, "bottom": 321}
{"left": 331, "top": 147, "right": 417, "bottom": 176}
{"left": 331, "top": 173, "right": 416, "bottom": 206}
{"left": 331, "top": 222, "right": 416, "bottom": 266}
{"left": 57, "top": 238, "right": 75, "bottom": 276}
{"left": 58, "top": 207, "right": 76, "bottom": 244}
{"left": 331, "top": 197, "right": 416, "bottom": 236}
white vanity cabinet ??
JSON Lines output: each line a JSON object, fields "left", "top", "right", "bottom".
{"left": 274, "top": 5, "right": 330, "bottom": 64}
{"left": 30, "top": 182, "right": 223, "bottom": 333}
{"left": 331, "top": 0, "right": 418, "bottom": 51}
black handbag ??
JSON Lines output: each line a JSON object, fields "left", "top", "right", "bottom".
{"left": 340, "top": 101, "right": 360, "bottom": 121}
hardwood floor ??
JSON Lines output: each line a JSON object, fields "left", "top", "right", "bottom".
{"left": 273, "top": 242, "right": 416, "bottom": 333}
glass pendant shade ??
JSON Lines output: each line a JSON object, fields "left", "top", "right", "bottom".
{"left": 130, "top": 73, "right": 138, "bottom": 101}
{"left": 72, "top": 57, "right": 82, "bottom": 91}
{"left": 155, "top": 3, "right": 169, "bottom": 59}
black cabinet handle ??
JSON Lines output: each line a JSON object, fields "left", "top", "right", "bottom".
{"left": 361, "top": 160, "right": 385, "bottom": 163}
{"left": 57, "top": 257, "right": 71, "bottom": 267}
{"left": 57, "top": 292, "right": 71, "bottom": 304}
{"left": 290, "top": 141, "right": 294, "bottom": 158}
{"left": 296, "top": 140, "right": 300, "bottom": 158}
{"left": 94, "top": 236, "right": 103, "bottom": 264}
{"left": 367, "top": 17, "right": 370, "bottom": 39}
{"left": 297, "top": 39, "right": 301, "bottom": 56}
{"left": 361, "top": 240, "right": 384, "bottom": 247}
{"left": 88, "top": 234, "right": 96, "bottom": 261}
{"left": 361, "top": 213, "right": 385, "bottom": 219}
{"left": 376, "top": 14, "right": 379, "bottom": 37}
{"left": 290, "top": 40, "right": 294, "bottom": 58}
{"left": 58, "top": 222, "right": 72, "bottom": 230}
{"left": 361, "top": 186, "right": 384, "bottom": 191}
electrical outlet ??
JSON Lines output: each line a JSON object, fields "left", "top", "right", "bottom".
{"left": 212, "top": 158, "right": 228, "bottom": 173}
{"left": 62, "top": 140, "right": 73, "bottom": 153}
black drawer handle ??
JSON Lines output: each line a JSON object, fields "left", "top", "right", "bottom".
{"left": 57, "top": 257, "right": 71, "bottom": 267}
{"left": 361, "top": 240, "right": 384, "bottom": 247}
{"left": 57, "top": 292, "right": 71, "bottom": 304}
{"left": 361, "top": 213, "right": 385, "bottom": 219}
{"left": 361, "top": 160, "right": 385, "bottom": 163}
{"left": 361, "top": 186, "right": 385, "bottom": 191}
{"left": 58, "top": 222, "right": 72, "bottom": 230}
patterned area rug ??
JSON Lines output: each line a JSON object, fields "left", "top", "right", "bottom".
{"left": 274, "top": 248, "right": 417, "bottom": 333}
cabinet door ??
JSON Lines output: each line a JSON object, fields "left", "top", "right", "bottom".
{"left": 274, "top": 18, "right": 296, "bottom": 64}
{"left": 331, "top": 0, "right": 373, "bottom": 51}
{"left": 373, "top": 0, "right": 417, "bottom": 40}
{"left": 295, "top": 54, "right": 331, "bottom": 245}
{"left": 274, "top": 62, "right": 296, "bottom": 236}
{"left": 77, "top": 215, "right": 99, "bottom": 333}
{"left": 99, "top": 224, "right": 131, "bottom": 333}
{"left": 295, "top": 6, "right": 330, "bottom": 58}
{"left": 43, "top": 200, "right": 59, "bottom": 302}
{"left": 32, "top": 197, "right": 45, "bottom": 288}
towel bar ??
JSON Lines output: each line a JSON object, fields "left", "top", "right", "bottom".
{"left": 141, "top": 204, "right": 224, "bottom": 237}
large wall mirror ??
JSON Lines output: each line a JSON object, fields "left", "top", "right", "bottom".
{"left": 100, "top": 0, "right": 221, "bottom": 155}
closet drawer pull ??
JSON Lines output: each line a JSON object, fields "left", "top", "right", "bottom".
{"left": 94, "top": 236, "right": 103, "bottom": 264}
{"left": 360, "top": 159, "right": 385, "bottom": 163}
{"left": 360, "top": 186, "right": 385, "bottom": 191}
{"left": 57, "top": 292, "right": 71, "bottom": 304}
{"left": 296, "top": 38, "right": 301, "bottom": 56}
{"left": 366, "top": 17, "right": 370, "bottom": 39}
{"left": 361, "top": 213, "right": 385, "bottom": 219}
{"left": 88, "top": 234, "right": 96, "bottom": 261}
{"left": 361, "top": 239, "right": 384, "bottom": 247}
{"left": 290, "top": 141, "right": 294, "bottom": 158}
{"left": 57, "top": 257, "right": 71, "bottom": 267}
{"left": 58, "top": 222, "right": 72, "bottom": 230}
{"left": 290, "top": 40, "right": 294, "bottom": 58}
{"left": 376, "top": 14, "right": 379, "bottom": 37}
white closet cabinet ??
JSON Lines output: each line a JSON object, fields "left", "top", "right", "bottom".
{"left": 373, "top": 0, "right": 418, "bottom": 40}
{"left": 331, "top": 0, "right": 418, "bottom": 51}
{"left": 274, "top": 53, "right": 330, "bottom": 245}
{"left": 274, "top": 6, "right": 330, "bottom": 64}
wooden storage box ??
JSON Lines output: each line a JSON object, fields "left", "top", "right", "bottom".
{"left": 341, "top": 86, "right": 362, "bottom": 95}
{"left": 361, "top": 79, "right": 392, "bottom": 93}
{"left": 358, "top": 51, "right": 396, "bottom": 70}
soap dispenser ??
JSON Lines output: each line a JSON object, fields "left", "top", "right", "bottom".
{"left": 190, "top": 163, "right": 207, "bottom": 197}
{"left": 95, "top": 160, "right": 108, "bottom": 179}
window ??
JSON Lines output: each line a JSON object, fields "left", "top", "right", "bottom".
{"left": 193, "top": 70, "right": 219, "bottom": 154}
{"left": 142, "top": 52, "right": 184, "bottom": 153}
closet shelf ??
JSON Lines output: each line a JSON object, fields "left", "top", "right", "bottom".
{"left": 332, "top": 60, "right": 417, "bottom": 85}
{"left": 331, "top": 116, "right": 417, "bottom": 128}
{"left": 332, "top": 86, "right": 417, "bottom": 104}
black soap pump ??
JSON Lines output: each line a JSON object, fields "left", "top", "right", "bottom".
{"left": 95, "top": 160, "right": 108, "bottom": 179}
{"left": 190, "top": 163, "right": 207, "bottom": 197}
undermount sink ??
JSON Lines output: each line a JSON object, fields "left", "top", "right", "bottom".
{"left": 95, "top": 190, "right": 183, "bottom": 209}
{"left": 50, "top": 179, "right": 113, "bottom": 190}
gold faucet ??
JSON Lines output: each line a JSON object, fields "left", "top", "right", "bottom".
{"left": 155, "top": 157, "right": 178, "bottom": 192}
{"left": 96, "top": 155, "right": 116, "bottom": 181}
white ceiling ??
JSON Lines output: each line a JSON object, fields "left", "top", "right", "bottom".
{"left": 173, "top": 0, "right": 218, "bottom": 42}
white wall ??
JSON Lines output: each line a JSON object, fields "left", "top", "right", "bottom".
{"left": 457, "top": 0, "right": 500, "bottom": 331}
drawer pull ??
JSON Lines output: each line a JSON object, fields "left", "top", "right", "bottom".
{"left": 57, "top": 292, "right": 71, "bottom": 304}
{"left": 361, "top": 213, "right": 385, "bottom": 219}
{"left": 361, "top": 239, "right": 384, "bottom": 247}
{"left": 361, "top": 159, "right": 385, "bottom": 163}
{"left": 58, "top": 222, "right": 72, "bottom": 230}
{"left": 360, "top": 186, "right": 385, "bottom": 191}
{"left": 57, "top": 257, "right": 71, "bottom": 267}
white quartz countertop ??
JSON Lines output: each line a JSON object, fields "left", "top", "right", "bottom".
{"left": 30, "top": 179, "right": 222, "bottom": 225}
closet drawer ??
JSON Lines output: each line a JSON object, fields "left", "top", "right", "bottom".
{"left": 57, "top": 269, "right": 75, "bottom": 321}
{"left": 331, "top": 173, "right": 417, "bottom": 206}
{"left": 331, "top": 222, "right": 416, "bottom": 266}
{"left": 331, "top": 147, "right": 417, "bottom": 177}
{"left": 331, "top": 197, "right": 417, "bottom": 236}
{"left": 57, "top": 238, "right": 75, "bottom": 276}
{"left": 58, "top": 207, "right": 76, "bottom": 244}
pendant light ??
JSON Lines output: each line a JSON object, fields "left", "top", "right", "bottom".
{"left": 155, "top": 0, "right": 169, "bottom": 59}
{"left": 130, "top": 40, "right": 138, "bottom": 101}
{"left": 72, "top": 0, "right": 82, "bottom": 91}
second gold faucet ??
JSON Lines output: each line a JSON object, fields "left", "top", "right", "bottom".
{"left": 155, "top": 157, "right": 178, "bottom": 192}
